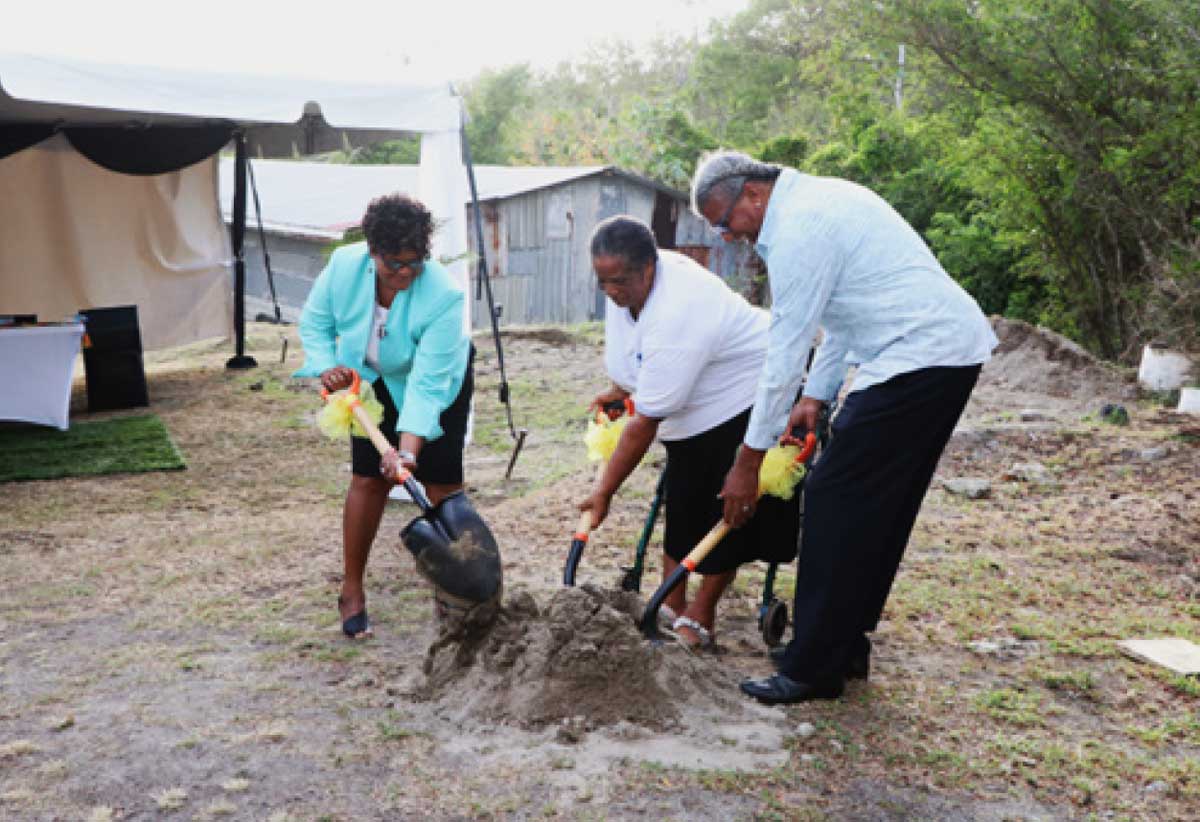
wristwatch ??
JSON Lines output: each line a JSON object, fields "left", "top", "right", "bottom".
{"left": 396, "top": 449, "right": 417, "bottom": 465}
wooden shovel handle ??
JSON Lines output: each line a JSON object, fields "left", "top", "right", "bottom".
{"left": 679, "top": 520, "right": 732, "bottom": 572}
{"left": 321, "top": 369, "right": 414, "bottom": 486}
{"left": 574, "top": 510, "right": 593, "bottom": 541}
{"left": 575, "top": 455, "right": 608, "bottom": 538}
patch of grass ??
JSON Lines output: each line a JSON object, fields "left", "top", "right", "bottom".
{"left": 1164, "top": 673, "right": 1200, "bottom": 697}
{"left": 254, "top": 623, "right": 303, "bottom": 646}
{"left": 1032, "top": 666, "right": 1096, "bottom": 695}
{"left": 311, "top": 643, "right": 364, "bottom": 664}
{"left": 152, "top": 787, "right": 189, "bottom": 810}
{"left": 1047, "top": 637, "right": 1117, "bottom": 658}
{"left": 20, "top": 580, "right": 96, "bottom": 608}
{"left": 0, "top": 414, "right": 185, "bottom": 482}
{"left": 1127, "top": 714, "right": 1200, "bottom": 747}
{"left": 473, "top": 375, "right": 587, "bottom": 455}
{"left": 974, "top": 687, "right": 1045, "bottom": 727}
{"left": 376, "top": 711, "right": 425, "bottom": 743}
{"left": 0, "top": 739, "right": 38, "bottom": 759}
{"left": 1142, "top": 753, "right": 1200, "bottom": 800}
{"left": 199, "top": 799, "right": 237, "bottom": 818}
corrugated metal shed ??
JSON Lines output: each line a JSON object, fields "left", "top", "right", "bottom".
{"left": 220, "top": 158, "right": 756, "bottom": 326}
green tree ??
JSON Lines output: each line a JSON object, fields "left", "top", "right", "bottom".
{"left": 461, "top": 64, "right": 536, "bottom": 164}
{"left": 685, "top": 0, "right": 839, "bottom": 146}
{"left": 801, "top": 111, "right": 1021, "bottom": 315}
{"left": 607, "top": 101, "right": 718, "bottom": 190}
{"left": 857, "top": 0, "right": 1200, "bottom": 358}
{"left": 758, "top": 134, "right": 810, "bottom": 167}
{"left": 346, "top": 138, "right": 421, "bottom": 165}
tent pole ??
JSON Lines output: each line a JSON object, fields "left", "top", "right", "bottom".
{"left": 460, "top": 126, "right": 525, "bottom": 478}
{"left": 226, "top": 131, "right": 257, "bottom": 370}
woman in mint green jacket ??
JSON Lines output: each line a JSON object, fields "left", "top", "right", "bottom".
{"left": 295, "top": 194, "right": 472, "bottom": 639}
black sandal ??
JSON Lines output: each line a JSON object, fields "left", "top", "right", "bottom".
{"left": 338, "top": 596, "right": 372, "bottom": 639}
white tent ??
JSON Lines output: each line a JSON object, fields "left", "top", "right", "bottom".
{"left": 0, "top": 53, "right": 470, "bottom": 360}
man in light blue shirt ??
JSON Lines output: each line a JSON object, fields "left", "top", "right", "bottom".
{"left": 690, "top": 150, "right": 997, "bottom": 704}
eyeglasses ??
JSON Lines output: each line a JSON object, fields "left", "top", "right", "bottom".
{"left": 376, "top": 254, "right": 426, "bottom": 275}
{"left": 709, "top": 178, "right": 746, "bottom": 233}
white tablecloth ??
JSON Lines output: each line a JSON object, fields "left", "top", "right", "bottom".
{"left": 0, "top": 323, "right": 85, "bottom": 430}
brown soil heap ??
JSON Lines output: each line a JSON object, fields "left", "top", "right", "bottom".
{"left": 420, "top": 585, "right": 745, "bottom": 730}
{"left": 983, "top": 316, "right": 1135, "bottom": 400}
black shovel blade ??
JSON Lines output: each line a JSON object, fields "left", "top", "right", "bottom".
{"left": 401, "top": 490, "right": 502, "bottom": 606}
{"left": 562, "top": 536, "right": 587, "bottom": 586}
{"left": 638, "top": 564, "right": 690, "bottom": 638}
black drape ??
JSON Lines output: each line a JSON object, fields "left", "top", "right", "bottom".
{"left": 1, "top": 123, "right": 233, "bottom": 172}
{"left": 65, "top": 125, "right": 233, "bottom": 175}
{"left": 0, "top": 123, "right": 55, "bottom": 160}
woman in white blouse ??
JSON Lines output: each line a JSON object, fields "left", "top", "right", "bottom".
{"left": 578, "top": 215, "right": 801, "bottom": 650}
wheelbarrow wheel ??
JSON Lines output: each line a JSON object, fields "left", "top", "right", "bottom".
{"left": 759, "top": 597, "right": 789, "bottom": 647}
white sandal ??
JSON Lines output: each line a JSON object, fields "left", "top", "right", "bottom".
{"left": 672, "top": 615, "right": 714, "bottom": 650}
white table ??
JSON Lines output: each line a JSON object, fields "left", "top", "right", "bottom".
{"left": 0, "top": 323, "right": 85, "bottom": 430}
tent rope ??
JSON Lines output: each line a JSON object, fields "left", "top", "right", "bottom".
{"left": 246, "top": 158, "right": 283, "bottom": 324}
{"left": 461, "top": 126, "right": 526, "bottom": 477}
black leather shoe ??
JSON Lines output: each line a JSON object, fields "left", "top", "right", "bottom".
{"left": 768, "top": 639, "right": 870, "bottom": 680}
{"left": 739, "top": 673, "right": 844, "bottom": 704}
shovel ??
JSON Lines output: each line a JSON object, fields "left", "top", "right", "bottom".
{"left": 563, "top": 398, "right": 634, "bottom": 587}
{"left": 620, "top": 465, "right": 667, "bottom": 592}
{"left": 321, "top": 371, "right": 502, "bottom": 611}
{"left": 638, "top": 432, "right": 815, "bottom": 639}
{"left": 562, "top": 459, "right": 604, "bottom": 586}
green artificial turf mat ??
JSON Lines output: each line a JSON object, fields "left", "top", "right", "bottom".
{"left": 0, "top": 415, "right": 186, "bottom": 482}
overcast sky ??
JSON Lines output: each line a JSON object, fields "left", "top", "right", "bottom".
{"left": 3, "top": 0, "right": 749, "bottom": 82}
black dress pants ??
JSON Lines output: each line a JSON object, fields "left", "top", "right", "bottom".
{"left": 776, "top": 364, "right": 981, "bottom": 680}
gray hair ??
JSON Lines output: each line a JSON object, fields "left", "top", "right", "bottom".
{"left": 590, "top": 215, "right": 658, "bottom": 271}
{"left": 689, "top": 150, "right": 782, "bottom": 217}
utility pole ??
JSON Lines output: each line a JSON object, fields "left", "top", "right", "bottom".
{"left": 894, "top": 44, "right": 906, "bottom": 112}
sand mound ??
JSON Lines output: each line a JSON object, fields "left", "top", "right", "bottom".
{"left": 982, "top": 317, "right": 1135, "bottom": 401}
{"left": 419, "top": 585, "right": 751, "bottom": 731}
{"left": 498, "top": 326, "right": 582, "bottom": 347}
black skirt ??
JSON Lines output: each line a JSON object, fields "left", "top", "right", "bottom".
{"left": 350, "top": 345, "right": 475, "bottom": 485}
{"left": 662, "top": 407, "right": 801, "bottom": 575}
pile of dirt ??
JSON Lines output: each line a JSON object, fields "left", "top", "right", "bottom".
{"left": 981, "top": 316, "right": 1135, "bottom": 401}
{"left": 419, "top": 585, "right": 748, "bottom": 731}
{"left": 497, "top": 326, "right": 583, "bottom": 347}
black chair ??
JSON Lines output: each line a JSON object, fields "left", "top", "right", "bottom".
{"left": 81, "top": 305, "right": 149, "bottom": 411}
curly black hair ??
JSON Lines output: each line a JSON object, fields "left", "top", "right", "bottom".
{"left": 361, "top": 193, "right": 434, "bottom": 258}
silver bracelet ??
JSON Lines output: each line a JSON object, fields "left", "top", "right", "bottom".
{"left": 396, "top": 449, "right": 417, "bottom": 464}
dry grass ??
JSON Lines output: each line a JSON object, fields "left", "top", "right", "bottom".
{"left": 0, "top": 320, "right": 1196, "bottom": 820}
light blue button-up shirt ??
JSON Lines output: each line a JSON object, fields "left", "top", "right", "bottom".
{"left": 744, "top": 169, "right": 998, "bottom": 450}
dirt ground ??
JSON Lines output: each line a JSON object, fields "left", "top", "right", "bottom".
{"left": 0, "top": 318, "right": 1196, "bottom": 821}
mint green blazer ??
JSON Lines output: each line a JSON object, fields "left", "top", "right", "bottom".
{"left": 294, "top": 242, "right": 469, "bottom": 440}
